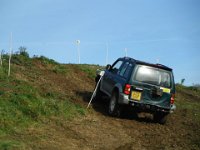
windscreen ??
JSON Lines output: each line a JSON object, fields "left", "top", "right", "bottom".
{"left": 133, "top": 65, "right": 171, "bottom": 88}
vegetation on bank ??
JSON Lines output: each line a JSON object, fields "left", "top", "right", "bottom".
{"left": 176, "top": 84, "right": 200, "bottom": 123}
{"left": 0, "top": 51, "right": 87, "bottom": 149}
{"left": 0, "top": 48, "right": 199, "bottom": 149}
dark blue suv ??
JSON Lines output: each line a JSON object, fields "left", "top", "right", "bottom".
{"left": 95, "top": 57, "right": 176, "bottom": 124}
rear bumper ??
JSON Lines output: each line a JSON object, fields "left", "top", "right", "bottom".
{"left": 118, "top": 93, "right": 176, "bottom": 113}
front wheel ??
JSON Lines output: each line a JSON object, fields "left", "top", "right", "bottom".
{"left": 108, "top": 92, "right": 121, "bottom": 117}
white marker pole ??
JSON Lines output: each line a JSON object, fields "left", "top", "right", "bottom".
{"left": 76, "top": 40, "right": 80, "bottom": 64}
{"left": 156, "top": 58, "right": 160, "bottom": 64}
{"left": 0, "top": 51, "right": 2, "bottom": 66}
{"left": 8, "top": 32, "right": 12, "bottom": 77}
{"left": 106, "top": 43, "right": 108, "bottom": 65}
{"left": 125, "top": 48, "right": 127, "bottom": 57}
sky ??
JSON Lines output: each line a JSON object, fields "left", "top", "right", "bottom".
{"left": 0, "top": 0, "right": 200, "bottom": 85}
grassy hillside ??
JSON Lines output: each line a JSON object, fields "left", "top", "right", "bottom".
{"left": 0, "top": 54, "right": 99, "bottom": 149}
{"left": 176, "top": 84, "right": 200, "bottom": 125}
{"left": 172, "top": 85, "right": 200, "bottom": 149}
{"left": 0, "top": 53, "right": 199, "bottom": 149}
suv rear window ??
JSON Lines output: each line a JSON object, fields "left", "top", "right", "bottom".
{"left": 133, "top": 65, "right": 171, "bottom": 88}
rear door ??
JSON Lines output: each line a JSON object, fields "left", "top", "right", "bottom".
{"left": 130, "top": 65, "right": 173, "bottom": 109}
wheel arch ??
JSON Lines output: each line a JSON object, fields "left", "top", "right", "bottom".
{"left": 111, "top": 84, "right": 122, "bottom": 99}
{"left": 112, "top": 83, "right": 123, "bottom": 95}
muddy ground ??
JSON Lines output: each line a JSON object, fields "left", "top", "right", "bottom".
{"left": 11, "top": 63, "right": 200, "bottom": 150}
{"left": 22, "top": 91, "right": 200, "bottom": 150}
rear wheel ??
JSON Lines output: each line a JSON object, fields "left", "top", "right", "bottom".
{"left": 108, "top": 92, "right": 121, "bottom": 117}
{"left": 153, "top": 112, "right": 168, "bottom": 124}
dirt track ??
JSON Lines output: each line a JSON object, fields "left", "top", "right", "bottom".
{"left": 68, "top": 103, "right": 199, "bottom": 150}
{"left": 14, "top": 63, "right": 200, "bottom": 150}
{"left": 29, "top": 94, "right": 199, "bottom": 150}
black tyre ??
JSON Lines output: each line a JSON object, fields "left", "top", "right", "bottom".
{"left": 108, "top": 92, "right": 121, "bottom": 117}
{"left": 153, "top": 112, "right": 168, "bottom": 124}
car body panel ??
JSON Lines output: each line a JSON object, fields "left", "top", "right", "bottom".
{"left": 96, "top": 57, "right": 176, "bottom": 114}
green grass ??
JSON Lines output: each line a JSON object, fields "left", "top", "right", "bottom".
{"left": 0, "top": 77, "right": 85, "bottom": 132}
{"left": 0, "top": 57, "right": 86, "bottom": 149}
{"left": 0, "top": 140, "right": 22, "bottom": 150}
{"left": 52, "top": 65, "right": 68, "bottom": 74}
{"left": 78, "top": 64, "right": 101, "bottom": 79}
{"left": 177, "top": 100, "right": 200, "bottom": 122}
{"left": 11, "top": 54, "right": 32, "bottom": 67}
{"left": 176, "top": 84, "right": 200, "bottom": 123}
{"left": 35, "top": 55, "right": 58, "bottom": 65}
{"left": 176, "top": 84, "right": 200, "bottom": 97}
{"left": 0, "top": 79, "right": 85, "bottom": 149}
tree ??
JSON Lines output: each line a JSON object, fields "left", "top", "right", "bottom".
{"left": 181, "top": 78, "right": 185, "bottom": 85}
{"left": 19, "top": 46, "right": 29, "bottom": 57}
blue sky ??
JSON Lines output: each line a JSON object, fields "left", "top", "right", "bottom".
{"left": 0, "top": 0, "right": 200, "bottom": 85}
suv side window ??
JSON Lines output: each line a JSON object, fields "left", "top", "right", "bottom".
{"left": 119, "top": 61, "right": 129, "bottom": 77}
{"left": 123, "top": 63, "right": 133, "bottom": 79}
{"left": 119, "top": 62, "right": 133, "bottom": 79}
{"left": 111, "top": 60, "right": 123, "bottom": 74}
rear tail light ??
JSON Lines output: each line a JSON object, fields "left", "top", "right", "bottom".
{"left": 124, "top": 84, "right": 131, "bottom": 95}
{"left": 170, "top": 94, "right": 175, "bottom": 104}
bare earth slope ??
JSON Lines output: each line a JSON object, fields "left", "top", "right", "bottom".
{"left": 1, "top": 56, "right": 200, "bottom": 150}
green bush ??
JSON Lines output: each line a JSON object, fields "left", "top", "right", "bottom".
{"left": 11, "top": 54, "right": 32, "bottom": 66}
{"left": 37, "top": 56, "right": 58, "bottom": 65}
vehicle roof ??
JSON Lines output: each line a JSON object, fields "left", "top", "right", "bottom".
{"left": 120, "top": 57, "right": 173, "bottom": 71}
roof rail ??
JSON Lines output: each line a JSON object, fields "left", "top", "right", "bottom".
{"left": 156, "top": 63, "right": 168, "bottom": 67}
{"left": 156, "top": 63, "right": 172, "bottom": 70}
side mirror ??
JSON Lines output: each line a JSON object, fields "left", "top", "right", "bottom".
{"left": 106, "top": 64, "right": 111, "bottom": 70}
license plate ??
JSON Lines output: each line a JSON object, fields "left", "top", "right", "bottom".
{"left": 160, "top": 87, "right": 171, "bottom": 93}
{"left": 131, "top": 91, "right": 141, "bottom": 101}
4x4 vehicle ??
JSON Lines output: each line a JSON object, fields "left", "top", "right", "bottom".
{"left": 95, "top": 57, "right": 176, "bottom": 124}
